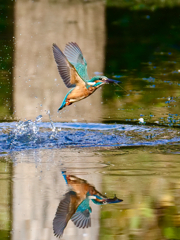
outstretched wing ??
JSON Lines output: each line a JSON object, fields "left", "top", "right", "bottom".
{"left": 52, "top": 43, "right": 86, "bottom": 88}
{"left": 53, "top": 191, "right": 81, "bottom": 238}
{"left": 71, "top": 198, "right": 91, "bottom": 228}
{"left": 64, "top": 42, "right": 89, "bottom": 81}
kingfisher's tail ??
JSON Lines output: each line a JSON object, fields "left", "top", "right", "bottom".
{"left": 57, "top": 89, "right": 74, "bottom": 112}
{"left": 58, "top": 103, "right": 65, "bottom": 112}
{"left": 58, "top": 98, "right": 67, "bottom": 111}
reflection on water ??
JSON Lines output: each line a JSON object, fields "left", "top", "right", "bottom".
{"left": 0, "top": 160, "right": 11, "bottom": 240}
{"left": 0, "top": 148, "right": 180, "bottom": 239}
{"left": 100, "top": 150, "right": 180, "bottom": 239}
{"left": 11, "top": 150, "right": 103, "bottom": 240}
{"left": 53, "top": 171, "right": 122, "bottom": 238}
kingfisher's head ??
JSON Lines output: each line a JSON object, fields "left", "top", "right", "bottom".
{"left": 88, "top": 76, "right": 120, "bottom": 87}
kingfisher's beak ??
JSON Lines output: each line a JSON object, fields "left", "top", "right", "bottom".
{"left": 92, "top": 195, "right": 123, "bottom": 204}
{"left": 105, "top": 195, "right": 123, "bottom": 204}
{"left": 105, "top": 79, "right": 121, "bottom": 84}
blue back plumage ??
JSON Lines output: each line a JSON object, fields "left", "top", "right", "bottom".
{"left": 71, "top": 196, "right": 91, "bottom": 228}
{"left": 64, "top": 42, "right": 89, "bottom": 81}
{"left": 76, "top": 198, "right": 92, "bottom": 213}
{"left": 73, "top": 62, "right": 89, "bottom": 81}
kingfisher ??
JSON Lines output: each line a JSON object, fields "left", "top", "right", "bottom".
{"left": 53, "top": 171, "right": 123, "bottom": 238}
{"left": 52, "top": 42, "right": 120, "bottom": 111}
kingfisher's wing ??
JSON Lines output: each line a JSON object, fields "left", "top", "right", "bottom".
{"left": 71, "top": 198, "right": 91, "bottom": 228}
{"left": 53, "top": 191, "right": 81, "bottom": 238}
{"left": 64, "top": 42, "right": 89, "bottom": 81}
{"left": 53, "top": 43, "right": 86, "bottom": 88}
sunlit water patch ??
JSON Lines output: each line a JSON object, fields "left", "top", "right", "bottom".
{"left": 0, "top": 116, "right": 180, "bottom": 154}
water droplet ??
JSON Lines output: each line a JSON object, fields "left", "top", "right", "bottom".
{"left": 139, "top": 118, "right": 144, "bottom": 123}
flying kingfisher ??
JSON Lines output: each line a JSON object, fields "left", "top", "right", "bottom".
{"left": 53, "top": 171, "right": 123, "bottom": 238}
{"left": 52, "top": 42, "right": 120, "bottom": 111}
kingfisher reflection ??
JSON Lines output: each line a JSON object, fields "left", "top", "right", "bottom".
{"left": 53, "top": 171, "right": 123, "bottom": 238}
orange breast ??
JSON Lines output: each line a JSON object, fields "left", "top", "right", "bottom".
{"left": 67, "top": 86, "right": 96, "bottom": 101}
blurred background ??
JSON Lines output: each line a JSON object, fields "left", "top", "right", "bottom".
{"left": 1, "top": 0, "right": 180, "bottom": 125}
{"left": 1, "top": 1, "right": 180, "bottom": 240}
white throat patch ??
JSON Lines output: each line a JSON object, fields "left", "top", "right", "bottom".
{"left": 87, "top": 82, "right": 96, "bottom": 86}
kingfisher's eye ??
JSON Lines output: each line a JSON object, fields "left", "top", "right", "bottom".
{"left": 99, "top": 77, "right": 102, "bottom": 80}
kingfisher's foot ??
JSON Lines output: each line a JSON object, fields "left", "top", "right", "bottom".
{"left": 65, "top": 101, "right": 72, "bottom": 106}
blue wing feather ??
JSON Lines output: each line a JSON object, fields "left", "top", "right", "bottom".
{"left": 76, "top": 198, "right": 91, "bottom": 213}
{"left": 71, "top": 198, "right": 91, "bottom": 228}
{"left": 64, "top": 42, "right": 89, "bottom": 81}
{"left": 52, "top": 43, "right": 76, "bottom": 88}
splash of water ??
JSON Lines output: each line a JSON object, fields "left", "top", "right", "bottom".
{"left": 1, "top": 115, "right": 179, "bottom": 153}
{"left": 8, "top": 115, "right": 43, "bottom": 149}
{"left": 47, "top": 111, "right": 61, "bottom": 139}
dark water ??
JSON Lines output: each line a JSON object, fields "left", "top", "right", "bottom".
{"left": 103, "top": 7, "right": 180, "bottom": 126}
{"left": 0, "top": 1, "right": 180, "bottom": 240}
{"left": 0, "top": 1, "right": 13, "bottom": 120}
